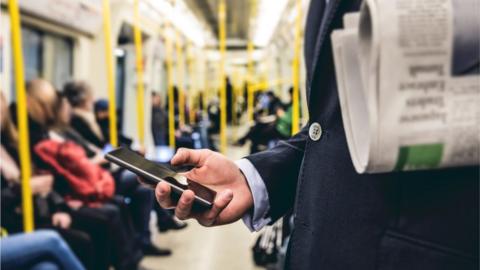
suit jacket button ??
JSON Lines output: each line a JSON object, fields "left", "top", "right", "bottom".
{"left": 309, "top": 122, "right": 322, "bottom": 141}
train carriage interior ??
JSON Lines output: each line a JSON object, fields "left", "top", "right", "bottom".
{"left": 0, "top": 0, "right": 309, "bottom": 269}
{"left": 2, "top": 0, "right": 479, "bottom": 270}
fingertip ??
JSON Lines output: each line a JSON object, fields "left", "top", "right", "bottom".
{"left": 171, "top": 148, "right": 187, "bottom": 165}
{"left": 156, "top": 182, "right": 170, "bottom": 197}
{"left": 182, "top": 190, "right": 195, "bottom": 203}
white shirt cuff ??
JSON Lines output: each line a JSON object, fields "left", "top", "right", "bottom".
{"left": 235, "top": 159, "right": 271, "bottom": 231}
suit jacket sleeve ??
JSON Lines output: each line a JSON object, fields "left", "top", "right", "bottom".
{"left": 245, "top": 124, "right": 309, "bottom": 221}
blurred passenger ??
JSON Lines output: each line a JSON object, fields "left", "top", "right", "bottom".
{"left": 266, "top": 91, "right": 282, "bottom": 116}
{"left": 1, "top": 230, "right": 85, "bottom": 270}
{"left": 1, "top": 90, "right": 95, "bottom": 269}
{"left": 50, "top": 95, "right": 107, "bottom": 166}
{"left": 166, "top": 86, "right": 195, "bottom": 149}
{"left": 55, "top": 89, "right": 172, "bottom": 257}
{"left": 63, "top": 81, "right": 106, "bottom": 148}
{"left": 235, "top": 89, "right": 293, "bottom": 153}
{"left": 24, "top": 80, "right": 144, "bottom": 270}
{"left": 151, "top": 92, "right": 168, "bottom": 146}
{"left": 93, "top": 99, "right": 133, "bottom": 148}
{"left": 207, "top": 97, "right": 220, "bottom": 134}
{"left": 226, "top": 77, "right": 233, "bottom": 123}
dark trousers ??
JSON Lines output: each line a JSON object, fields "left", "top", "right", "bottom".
{"left": 72, "top": 202, "right": 142, "bottom": 270}
{"left": 115, "top": 170, "right": 154, "bottom": 247}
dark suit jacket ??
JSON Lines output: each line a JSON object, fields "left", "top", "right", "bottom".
{"left": 246, "top": 1, "right": 479, "bottom": 269}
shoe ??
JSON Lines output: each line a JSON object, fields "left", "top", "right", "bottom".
{"left": 159, "top": 217, "right": 188, "bottom": 232}
{"left": 142, "top": 243, "right": 172, "bottom": 256}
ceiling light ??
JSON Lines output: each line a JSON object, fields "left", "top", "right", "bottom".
{"left": 253, "top": 0, "right": 289, "bottom": 47}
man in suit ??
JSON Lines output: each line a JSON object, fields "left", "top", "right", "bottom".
{"left": 155, "top": 1, "right": 479, "bottom": 269}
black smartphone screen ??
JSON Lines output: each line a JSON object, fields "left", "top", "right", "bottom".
{"left": 105, "top": 148, "right": 216, "bottom": 209}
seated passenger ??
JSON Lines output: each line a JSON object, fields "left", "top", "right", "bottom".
{"left": 63, "top": 81, "right": 106, "bottom": 148}
{"left": 0, "top": 91, "right": 94, "bottom": 270}
{"left": 1, "top": 230, "right": 85, "bottom": 270}
{"left": 93, "top": 99, "right": 133, "bottom": 148}
{"left": 93, "top": 98, "right": 187, "bottom": 241}
{"left": 235, "top": 88, "right": 294, "bottom": 153}
{"left": 59, "top": 88, "right": 173, "bottom": 256}
{"left": 23, "top": 80, "right": 144, "bottom": 270}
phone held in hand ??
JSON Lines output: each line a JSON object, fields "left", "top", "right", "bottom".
{"left": 105, "top": 147, "right": 216, "bottom": 210}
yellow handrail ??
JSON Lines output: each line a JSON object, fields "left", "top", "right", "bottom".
{"left": 165, "top": 23, "right": 176, "bottom": 148}
{"left": 247, "top": 41, "right": 254, "bottom": 122}
{"left": 232, "top": 71, "right": 239, "bottom": 126}
{"left": 133, "top": 0, "right": 145, "bottom": 146}
{"left": 218, "top": 0, "right": 227, "bottom": 153}
{"left": 203, "top": 62, "right": 208, "bottom": 116}
{"left": 187, "top": 44, "right": 196, "bottom": 125}
{"left": 291, "top": 0, "right": 302, "bottom": 135}
{"left": 176, "top": 31, "right": 185, "bottom": 127}
{"left": 9, "top": 0, "right": 34, "bottom": 232}
{"left": 102, "top": 0, "right": 118, "bottom": 147}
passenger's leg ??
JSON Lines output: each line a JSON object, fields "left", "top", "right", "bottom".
{"left": 0, "top": 230, "right": 85, "bottom": 270}
{"left": 71, "top": 207, "right": 113, "bottom": 270}
{"left": 115, "top": 170, "right": 154, "bottom": 246}
{"left": 115, "top": 170, "right": 173, "bottom": 256}
{"left": 30, "top": 261, "right": 60, "bottom": 270}
{"left": 55, "top": 228, "right": 94, "bottom": 270}
{"left": 154, "top": 203, "right": 187, "bottom": 232}
{"left": 78, "top": 204, "right": 142, "bottom": 270}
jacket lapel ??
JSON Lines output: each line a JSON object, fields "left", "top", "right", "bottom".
{"left": 308, "top": 0, "right": 342, "bottom": 89}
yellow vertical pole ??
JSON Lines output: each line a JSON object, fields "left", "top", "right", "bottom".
{"left": 176, "top": 31, "right": 185, "bottom": 127}
{"left": 187, "top": 44, "right": 196, "bottom": 125}
{"left": 247, "top": 41, "right": 254, "bottom": 122}
{"left": 219, "top": 0, "right": 227, "bottom": 153}
{"left": 232, "top": 70, "right": 238, "bottom": 126}
{"left": 165, "top": 23, "right": 176, "bottom": 148}
{"left": 9, "top": 0, "right": 34, "bottom": 232}
{"left": 291, "top": 0, "right": 302, "bottom": 135}
{"left": 203, "top": 61, "right": 209, "bottom": 115}
{"left": 102, "top": 0, "right": 118, "bottom": 147}
{"left": 231, "top": 70, "right": 240, "bottom": 140}
{"left": 133, "top": 0, "right": 145, "bottom": 146}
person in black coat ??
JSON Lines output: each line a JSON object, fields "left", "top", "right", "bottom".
{"left": 154, "top": 1, "right": 479, "bottom": 270}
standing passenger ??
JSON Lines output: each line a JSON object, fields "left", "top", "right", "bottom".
{"left": 154, "top": 1, "right": 479, "bottom": 270}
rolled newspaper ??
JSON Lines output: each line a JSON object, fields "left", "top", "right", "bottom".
{"left": 331, "top": 0, "right": 480, "bottom": 173}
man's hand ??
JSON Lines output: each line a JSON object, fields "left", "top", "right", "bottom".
{"left": 155, "top": 148, "right": 254, "bottom": 227}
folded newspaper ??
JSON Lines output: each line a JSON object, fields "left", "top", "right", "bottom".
{"left": 331, "top": 0, "right": 480, "bottom": 174}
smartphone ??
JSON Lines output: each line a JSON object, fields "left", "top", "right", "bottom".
{"left": 105, "top": 147, "right": 216, "bottom": 210}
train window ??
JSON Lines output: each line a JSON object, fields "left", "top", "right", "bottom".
{"left": 43, "top": 34, "right": 73, "bottom": 90}
{"left": 21, "top": 27, "right": 42, "bottom": 82}
{"left": 11, "top": 25, "right": 73, "bottom": 98}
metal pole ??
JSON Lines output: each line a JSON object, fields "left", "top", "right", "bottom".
{"left": 218, "top": 0, "right": 227, "bottom": 153}
{"left": 291, "top": 0, "right": 302, "bottom": 135}
{"left": 133, "top": 0, "right": 145, "bottom": 145}
{"left": 247, "top": 41, "right": 254, "bottom": 122}
{"left": 102, "top": 0, "right": 118, "bottom": 147}
{"left": 176, "top": 31, "right": 186, "bottom": 127}
{"left": 165, "top": 23, "right": 176, "bottom": 148}
{"left": 8, "top": 0, "right": 34, "bottom": 232}
{"left": 187, "top": 44, "right": 196, "bottom": 124}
